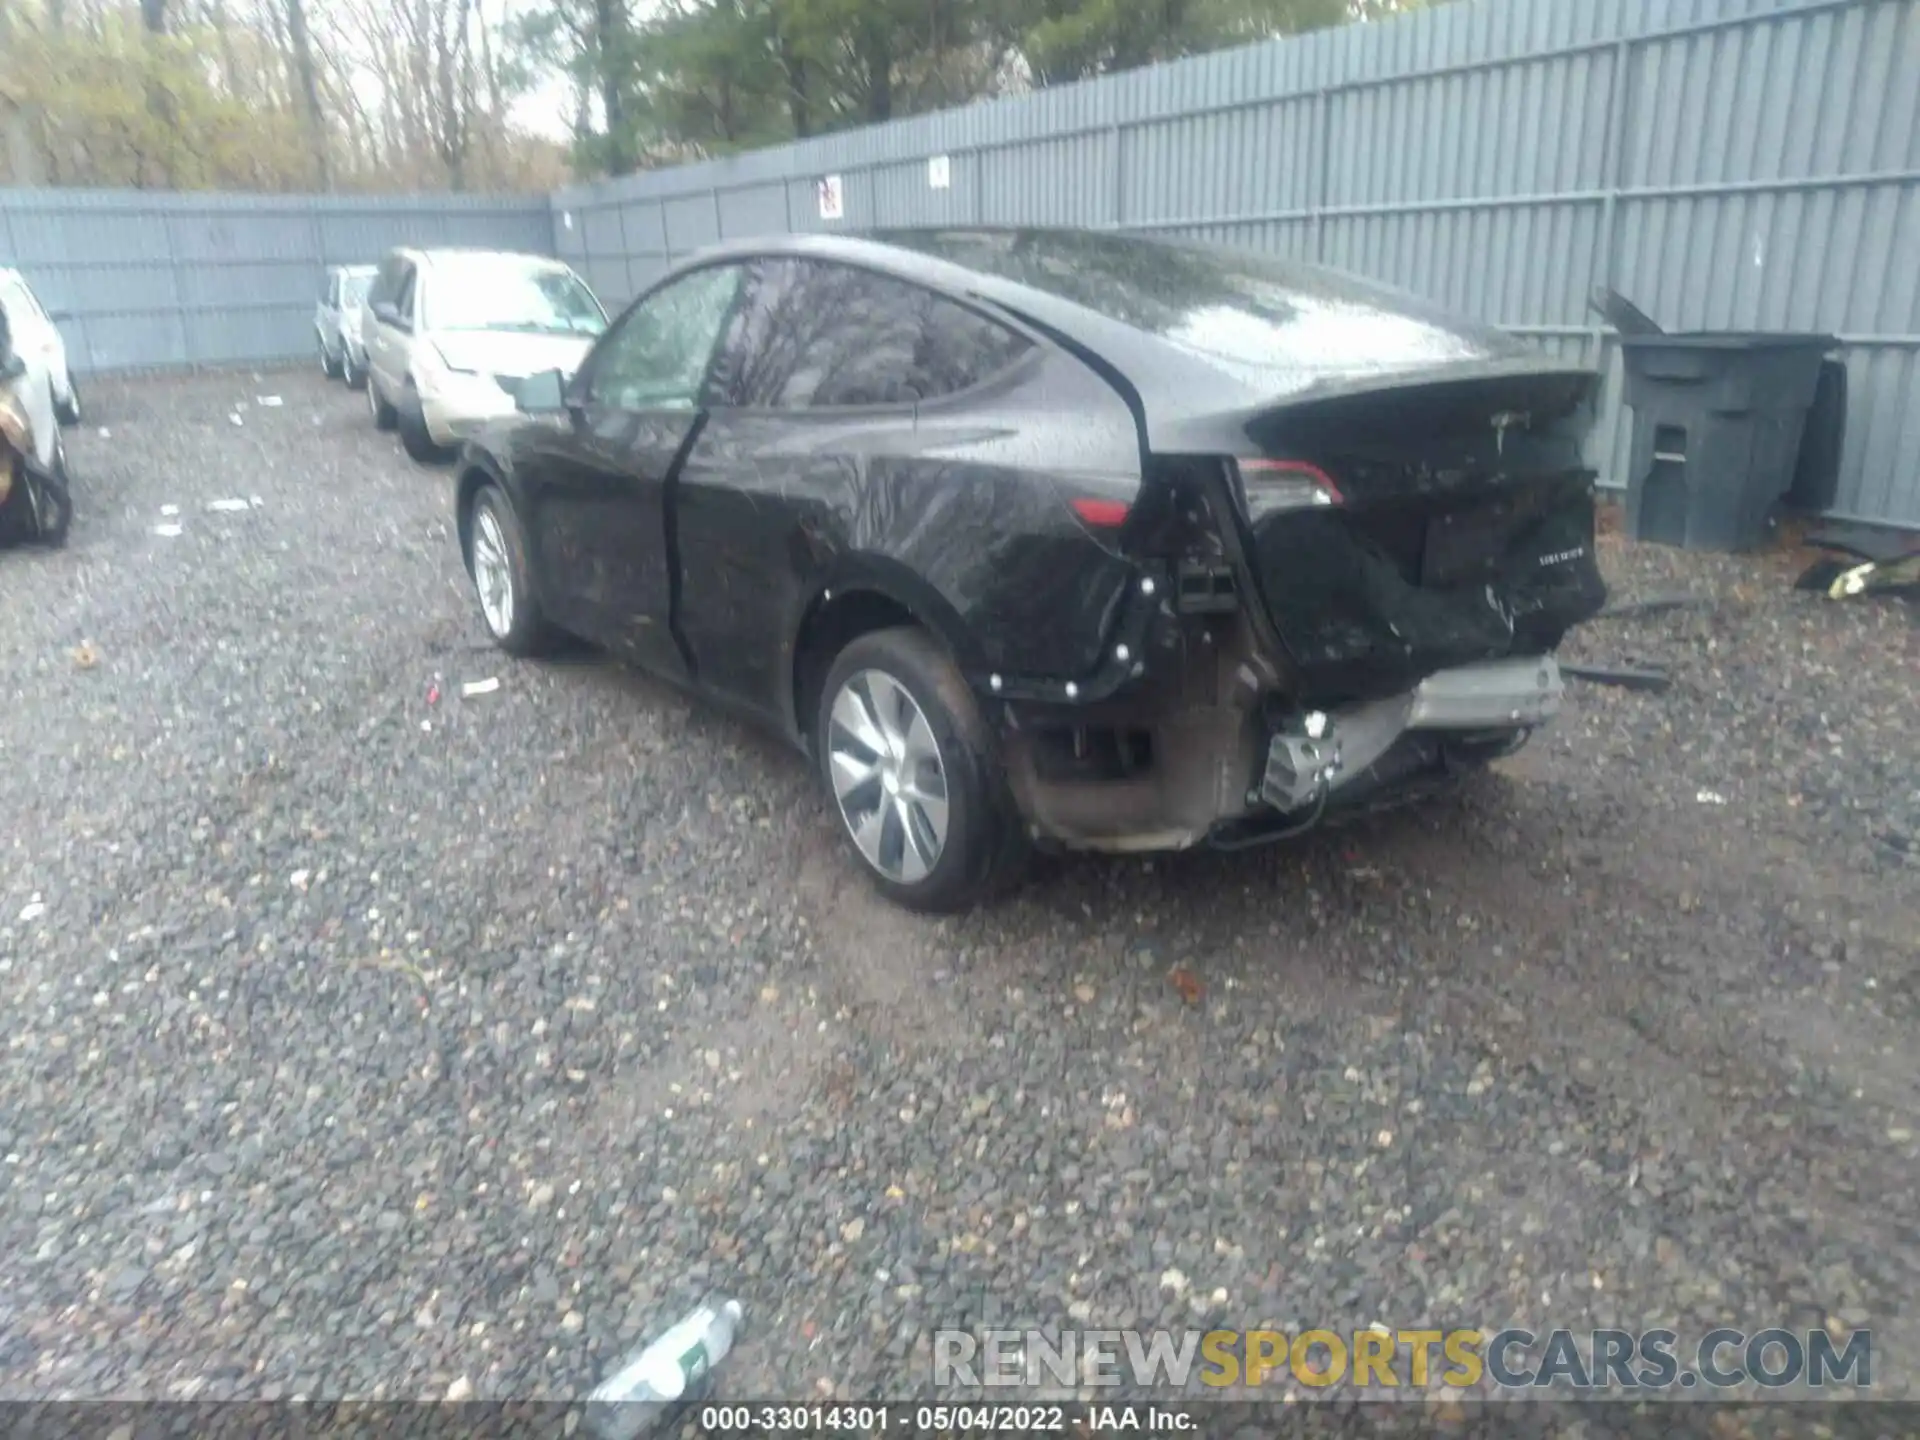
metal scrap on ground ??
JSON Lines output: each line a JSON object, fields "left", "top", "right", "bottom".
{"left": 1793, "top": 521, "right": 1920, "bottom": 601}
{"left": 1562, "top": 663, "right": 1673, "bottom": 694}
{"left": 1797, "top": 553, "right": 1920, "bottom": 601}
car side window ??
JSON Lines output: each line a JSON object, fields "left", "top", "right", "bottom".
{"left": 369, "top": 259, "right": 396, "bottom": 310}
{"left": 586, "top": 264, "right": 743, "bottom": 412}
{"left": 721, "top": 258, "right": 1031, "bottom": 410}
{"left": 394, "top": 268, "right": 417, "bottom": 327}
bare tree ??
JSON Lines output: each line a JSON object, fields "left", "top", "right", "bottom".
{"left": 284, "top": 0, "right": 330, "bottom": 186}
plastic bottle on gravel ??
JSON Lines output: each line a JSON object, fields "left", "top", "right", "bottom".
{"left": 585, "top": 1295, "right": 745, "bottom": 1440}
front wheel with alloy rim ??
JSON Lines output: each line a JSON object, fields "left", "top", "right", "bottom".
{"left": 465, "top": 484, "right": 553, "bottom": 656}
{"left": 400, "top": 392, "right": 452, "bottom": 463}
{"left": 319, "top": 336, "right": 342, "bottom": 380}
{"left": 343, "top": 349, "right": 367, "bottom": 391}
{"left": 816, "top": 626, "right": 1028, "bottom": 913}
{"left": 368, "top": 373, "right": 398, "bottom": 431}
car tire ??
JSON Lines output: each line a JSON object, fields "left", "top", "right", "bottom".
{"left": 319, "top": 336, "right": 342, "bottom": 380}
{"left": 0, "top": 436, "right": 72, "bottom": 548}
{"left": 400, "top": 388, "right": 452, "bottom": 464}
{"left": 54, "top": 377, "right": 81, "bottom": 428}
{"left": 37, "top": 435, "right": 73, "bottom": 547}
{"left": 368, "top": 372, "right": 398, "bottom": 431}
{"left": 815, "top": 626, "right": 1029, "bottom": 914}
{"left": 465, "top": 483, "right": 554, "bottom": 657}
{"left": 343, "top": 349, "right": 367, "bottom": 392}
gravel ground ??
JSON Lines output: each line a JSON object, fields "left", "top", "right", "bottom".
{"left": 1, "top": 369, "right": 1915, "bottom": 1407}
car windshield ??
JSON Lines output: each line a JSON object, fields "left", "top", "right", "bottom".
{"left": 428, "top": 259, "right": 605, "bottom": 336}
{"left": 342, "top": 273, "right": 372, "bottom": 306}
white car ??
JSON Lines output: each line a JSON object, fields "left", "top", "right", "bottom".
{"left": 0, "top": 267, "right": 80, "bottom": 427}
{"left": 360, "top": 248, "right": 607, "bottom": 462}
{"left": 314, "top": 263, "right": 377, "bottom": 388}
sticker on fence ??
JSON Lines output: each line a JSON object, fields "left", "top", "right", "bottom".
{"left": 817, "top": 175, "right": 844, "bottom": 222}
{"left": 928, "top": 155, "right": 951, "bottom": 191}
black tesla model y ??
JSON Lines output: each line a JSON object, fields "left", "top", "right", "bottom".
{"left": 454, "top": 228, "right": 1608, "bottom": 911}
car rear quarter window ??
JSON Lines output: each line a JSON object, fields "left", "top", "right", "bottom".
{"left": 721, "top": 258, "right": 1029, "bottom": 410}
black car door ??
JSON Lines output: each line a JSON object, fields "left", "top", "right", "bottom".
{"left": 518, "top": 262, "right": 747, "bottom": 676}
{"left": 675, "top": 258, "right": 1033, "bottom": 732}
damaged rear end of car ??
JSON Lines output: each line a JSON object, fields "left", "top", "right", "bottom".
{"left": 989, "top": 328, "right": 1607, "bottom": 855}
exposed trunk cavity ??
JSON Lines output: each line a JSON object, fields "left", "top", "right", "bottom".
{"left": 1237, "top": 371, "right": 1608, "bottom": 705}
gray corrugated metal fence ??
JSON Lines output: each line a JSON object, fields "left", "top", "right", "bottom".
{"left": 0, "top": 189, "right": 553, "bottom": 375}
{"left": 549, "top": 0, "right": 1920, "bottom": 528}
{"left": 2, "top": 0, "right": 1915, "bottom": 523}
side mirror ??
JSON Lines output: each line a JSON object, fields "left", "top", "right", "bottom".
{"left": 516, "top": 367, "right": 569, "bottom": 414}
{"left": 372, "top": 300, "right": 399, "bottom": 325}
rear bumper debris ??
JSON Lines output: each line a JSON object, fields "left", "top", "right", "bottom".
{"left": 1261, "top": 656, "right": 1562, "bottom": 813}
{"left": 996, "top": 626, "right": 1559, "bottom": 854}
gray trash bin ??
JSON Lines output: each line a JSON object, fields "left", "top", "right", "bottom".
{"left": 1620, "top": 332, "right": 1836, "bottom": 553}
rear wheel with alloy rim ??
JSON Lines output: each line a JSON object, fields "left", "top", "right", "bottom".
{"left": 815, "top": 626, "right": 1028, "bottom": 912}
{"left": 465, "top": 483, "right": 552, "bottom": 656}
{"left": 829, "top": 668, "right": 951, "bottom": 885}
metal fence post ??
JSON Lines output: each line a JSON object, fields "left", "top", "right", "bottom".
{"left": 159, "top": 199, "right": 191, "bottom": 369}
{"left": 1595, "top": 36, "right": 1637, "bottom": 332}
{"left": 1311, "top": 88, "right": 1331, "bottom": 263}
{"left": 1592, "top": 34, "right": 1639, "bottom": 483}
{"left": 307, "top": 197, "right": 327, "bottom": 271}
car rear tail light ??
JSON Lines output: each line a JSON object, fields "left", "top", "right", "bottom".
{"left": 1235, "top": 458, "right": 1344, "bottom": 518}
{"left": 1069, "top": 497, "right": 1131, "bottom": 529}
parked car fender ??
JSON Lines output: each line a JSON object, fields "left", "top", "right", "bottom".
{"left": 454, "top": 450, "right": 516, "bottom": 557}
{"left": 786, "top": 552, "right": 992, "bottom": 738}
